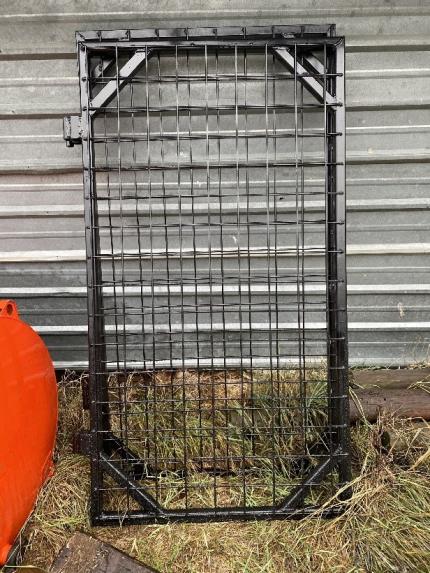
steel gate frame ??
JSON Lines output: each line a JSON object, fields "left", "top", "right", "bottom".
{"left": 65, "top": 24, "right": 350, "bottom": 525}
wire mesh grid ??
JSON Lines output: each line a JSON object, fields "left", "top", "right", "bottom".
{"left": 75, "top": 26, "right": 350, "bottom": 523}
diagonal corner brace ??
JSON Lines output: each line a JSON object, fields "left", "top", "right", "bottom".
{"left": 99, "top": 452, "right": 161, "bottom": 514}
{"left": 89, "top": 48, "right": 154, "bottom": 116}
{"left": 271, "top": 47, "right": 336, "bottom": 106}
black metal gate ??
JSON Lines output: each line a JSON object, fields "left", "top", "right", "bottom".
{"left": 65, "top": 25, "right": 350, "bottom": 524}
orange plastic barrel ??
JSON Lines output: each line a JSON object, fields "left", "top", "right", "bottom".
{"left": 0, "top": 300, "right": 57, "bottom": 564}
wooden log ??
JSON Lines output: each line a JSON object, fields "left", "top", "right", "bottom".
{"left": 350, "top": 387, "right": 430, "bottom": 423}
{"left": 351, "top": 368, "right": 430, "bottom": 390}
{"left": 50, "top": 533, "right": 158, "bottom": 573}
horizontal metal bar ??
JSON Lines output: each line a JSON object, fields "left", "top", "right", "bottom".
{"left": 92, "top": 160, "right": 341, "bottom": 171}
{"left": 78, "top": 25, "right": 335, "bottom": 43}
{"left": 88, "top": 103, "right": 338, "bottom": 114}
{"left": 90, "top": 130, "right": 331, "bottom": 141}
{"left": 93, "top": 503, "right": 343, "bottom": 525}
{"left": 89, "top": 72, "right": 341, "bottom": 84}
{"left": 83, "top": 38, "right": 341, "bottom": 51}
{"left": 100, "top": 357, "right": 326, "bottom": 371}
{"left": 93, "top": 246, "right": 338, "bottom": 259}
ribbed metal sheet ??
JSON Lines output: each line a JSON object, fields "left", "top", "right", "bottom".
{"left": 1, "top": 0, "right": 429, "bottom": 367}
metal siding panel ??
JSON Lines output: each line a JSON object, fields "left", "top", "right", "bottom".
{"left": 1, "top": 2, "right": 429, "bottom": 366}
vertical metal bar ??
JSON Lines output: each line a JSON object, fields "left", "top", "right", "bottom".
{"left": 271, "top": 37, "right": 281, "bottom": 457}
{"left": 186, "top": 48, "right": 204, "bottom": 476}
{"left": 101, "top": 66, "right": 120, "bottom": 374}
{"left": 144, "top": 43, "right": 159, "bottom": 503}
{"left": 234, "top": 44, "right": 247, "bottom": 508}
{"left": 299, "top": 51, "right": 308, "bottom": 462}
{"left": 129, "top": 46, "right": 150, "bottom": 461}
{"left": 204, "top": 47, "right": 212, "bottom": 289}
{"left": 158, "top": 50, "right": 174, "bottom": 372}
{"left": 101, "top": 52, "right": 121, "bottom": 440}
{"left": 331, "top": 39, "right": 351, "bottom": 492}
{"left": 264, "top": 43, "right": 276, "bottom": 507}
{"left": 243, "top": 47, "right": 256, "bottom": 459}
{"left": 215, "top": 48, "right": 231, "bottom": 477}
{"left": 204, "top": 43, "right": 217, "bottom": 507}
{"left": 158, "top": 48, "right": 176, "bottom": 478}
{"left": 293, "top": 44, "right": 304, "bottom": 469}
{"left": 294, "top": 44, "right": 308, "bottom": 484}
{"left": 78, "top": 43, "right": 107, "bottom": 521}
{"left": 323, "top": 42, "right": 332, "bottom": 467}
{"left": 175, "top": 47, "right": 189, "bottom": 509}
{"left": 114, "top": 45, "right": 131, "bottom": 513}
{"left": 325, "top": 40, "right": 350, "bottom": 495}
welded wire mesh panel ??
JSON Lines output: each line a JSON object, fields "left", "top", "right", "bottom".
{"left": 72, "top": 25, "right": 349, "bottom": 524}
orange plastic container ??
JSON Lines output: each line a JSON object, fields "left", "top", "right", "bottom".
{"left": 0, "top": 300, "right": 57, "bottom": 564}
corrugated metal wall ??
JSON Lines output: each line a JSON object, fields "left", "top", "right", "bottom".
{"left": 1, "top": 0, "right": 429, "bottom": 368}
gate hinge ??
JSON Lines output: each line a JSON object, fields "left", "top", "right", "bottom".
{"left": 63, "top": 115, "right": 83, "bottom": 147}
{"left": 72, "top": 431, "right": 93, "bottom": 455}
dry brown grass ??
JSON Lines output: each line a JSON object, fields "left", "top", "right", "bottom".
{"left": 12, "top": 372, "right": 430, "bottom": 573}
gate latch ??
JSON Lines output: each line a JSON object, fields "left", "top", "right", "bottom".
{"left": 63, "top": 115, "right": 83, "bottom": 147}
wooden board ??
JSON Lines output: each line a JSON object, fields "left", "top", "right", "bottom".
{"left": 350, "top": 387, "right": 430, "bottom": 423}
{"left": 351, "top": 368, "right": 430, "bottom": 390}
{"left": 50, "top": 533, "right": 158, "bottom": 573}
